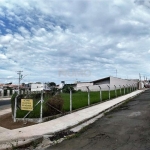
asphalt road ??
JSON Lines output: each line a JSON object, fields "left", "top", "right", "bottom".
{"left": 0, "top": 99, "right": 11, "bottom": 107}
{"left": 45, "top": 89, "right": 150, "bottom": 150}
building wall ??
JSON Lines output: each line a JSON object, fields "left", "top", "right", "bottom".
{"left": 110, "top": 76, "right": 138, "bottom": 89}
{"left": 93, "top": 79, "right": 110, "bottom": 85}
{"left": 76, "top": 82, "right": 93, "bottom": 91}
{"left": 75, "top": 84, "right": 111, "bottom": 92}
{"left": 77, "top": 82, "right": 93, "bottom": 88}
{"left": 75, "top": 76, "right": 139, "bottom": 92}
{"left": 31, "top": 83, "right": 50, "bottom": 91}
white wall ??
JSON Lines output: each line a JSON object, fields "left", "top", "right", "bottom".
{"left": 59, "top": 83, "right": 65, "bottom": 89}
{"left": 76, "top": 82, "right": 93, "bottom": 91}
{"left": 110, "top": 76, "right": 138, "bottom": 89}
{"left": 77, "top": 82, "right": 93, "bottom": 88}
{"left": 76, "top": 84, "right": 110, "bottom": 92}
{"left": 31, "top": 83, "right": 50, "bottom": 91}
{"left": 75, "top": 77, "right": 139, "bottom": 92}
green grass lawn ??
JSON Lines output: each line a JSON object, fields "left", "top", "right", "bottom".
{"left": 61, "top": 88, "right": 135, "bottom": 112}
{"left": 13, "top": 87, "right": 136, "bottom": 118}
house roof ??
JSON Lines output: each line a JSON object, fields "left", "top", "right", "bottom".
{"left": 91, "top": 76, "right": 110, "bottom": 83}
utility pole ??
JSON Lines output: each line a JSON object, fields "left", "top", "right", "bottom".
{"left": 17, "top": 71, "right": 23, "bottom": 94}
{"left": 116, "top": 69, "right": 117, "bottom": 77}
{"left": 14, "top": 71, "right": 23, "bottom": 122}
{"left": 139, "top": 73, "right": 141, "bottom": 81}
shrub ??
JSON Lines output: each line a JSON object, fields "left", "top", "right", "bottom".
{"left": 44, "top": 95, "right": 64, "bottom": 117}
{"left": 11, "top": 92, "right": 62, "bottom": 118}
{"left": 11, "top": 93, "right": 25, "bottom": 114}
{"left": 11, "top": 92, "right": 17, "bottom": 114}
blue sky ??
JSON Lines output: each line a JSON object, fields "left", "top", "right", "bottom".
{"left": 0, "top": 0, "right": 150, "bottom": 84}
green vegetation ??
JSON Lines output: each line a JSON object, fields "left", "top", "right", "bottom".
{"left": 11, "top": 87, "right": 135, "bottom": 118}
{"left": 62, "top": 84, "right": 75, "bottom": 93}
{"left": 11, "top": 91, "right": 64, "bottom": 118}
{"left": 61, "top": 88, "right": 134, "bottom": 112}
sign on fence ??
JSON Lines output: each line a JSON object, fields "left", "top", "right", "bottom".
{"left": 21, "top": 99, "right": 33, "bottom": 111}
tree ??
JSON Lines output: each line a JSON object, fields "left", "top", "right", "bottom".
{"left": 62, "top": 84, "right": 75, "bottom": 93}
{"left": 47, "top": 82, "right": 56, "bottom": 87}
{"left": 46, "top": 82, "right": 58, "bottom": 95}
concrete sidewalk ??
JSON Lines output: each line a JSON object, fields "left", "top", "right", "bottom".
{"left": 0, "top": 108, "right": 11, "bottom": 116}
{"left": 0, "top": 89, "right": 145, "bottom": 149}
{"left": 0, "top": 98, "right": 11, "bottom": 101}
{"left": 0, "top": 127, "right": 9, "bottom": 134}
{"left": 0, "top": 104, "right": 11, "bottom": 111}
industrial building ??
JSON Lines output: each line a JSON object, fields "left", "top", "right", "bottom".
{"left": 75, "top": 76, "right": 139, "bottom": 91}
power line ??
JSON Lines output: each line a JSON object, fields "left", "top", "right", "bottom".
{"left": 0, "top": 78, "right": 18, "bottom": 79}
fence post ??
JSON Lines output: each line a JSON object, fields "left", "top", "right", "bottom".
{"left": 126, "top": 84, "right": 128, "bottom": 93}
{"left": 1, "top": 89, "right": 4, "bottom": 98}
{"left": 114, "top": 85, "right": 117, "bottom": 97}
{"left": 129, "top": 84, "right": 131, "bottom": 92}
{"left": 107, "top": 85, "right": 110, "bottom": 100}
{"left": 119, "top": 85, "right": 122, "bottom": 95}
{"left": 70, "top": 88, "right": 72, "bottom": 112}
{"left": 132, "top": 84, "right": 134, "bottom": 91}
{"left": 40, "top": 90, "right": 44, "bottom": 122}
{"left": 7, "top": 90, "right": 10, "bottom": 97}
{"left": 123, "top": 85, "right": 125, "bottom": 95}
{"left": 13, "top": 95, "right": 18, "bottom": 122}
{"left": 134, "top": 83, "right": 136, "bottom": 90}
{"left": 135, "top": 83, "right": 137, "bottom": 90}
{"left": 86, "top": 86, "right": 90, "bottom": 106}
{"left": 98, "top": 86, "right": 102, "bottom": 102}
{"left": 128, "top": 84, "right": 130, "bottom": 92}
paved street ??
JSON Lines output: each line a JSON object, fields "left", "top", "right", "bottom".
{"left": 0, "top": 99, "right": 11, "bottom": 111}
{"left": 45, "top": 89, "right": 150, "bottom": 150}
{"left": 0, "top": 98, "right": 10, "bottom": 106}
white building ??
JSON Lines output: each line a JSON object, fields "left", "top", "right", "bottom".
{"left": 76, "top": 76, "right": 139, "bottom": 91}
{"left": 31, "top": 83, "right": 50, "bottom": 92}
{"left": 58, "top": 81, "right": 65, "bottom": 89}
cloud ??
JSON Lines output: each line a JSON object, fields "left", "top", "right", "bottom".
{"left": 0, "top": 0, "right": 150, "bottom": 84}
{"left": 0, "top": 53, "right": 7, "bottom": 59}
{"left": 0, "top": 34, "right": 13, "bottom": 44}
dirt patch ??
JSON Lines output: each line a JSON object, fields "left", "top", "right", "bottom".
{"left": 0, "top": 113, "right": 37, "bottom": 129}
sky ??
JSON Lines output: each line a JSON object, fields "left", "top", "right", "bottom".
{"left": 0, "top": 0, "right": 150, "bottom": 84}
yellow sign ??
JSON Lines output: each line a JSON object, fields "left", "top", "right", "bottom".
{"left": 21, "top": 99, "right": 33, "bottom": 111}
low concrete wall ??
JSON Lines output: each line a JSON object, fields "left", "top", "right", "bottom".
{"left": 0, "top": 89, "right": 25, "bottom": 98}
